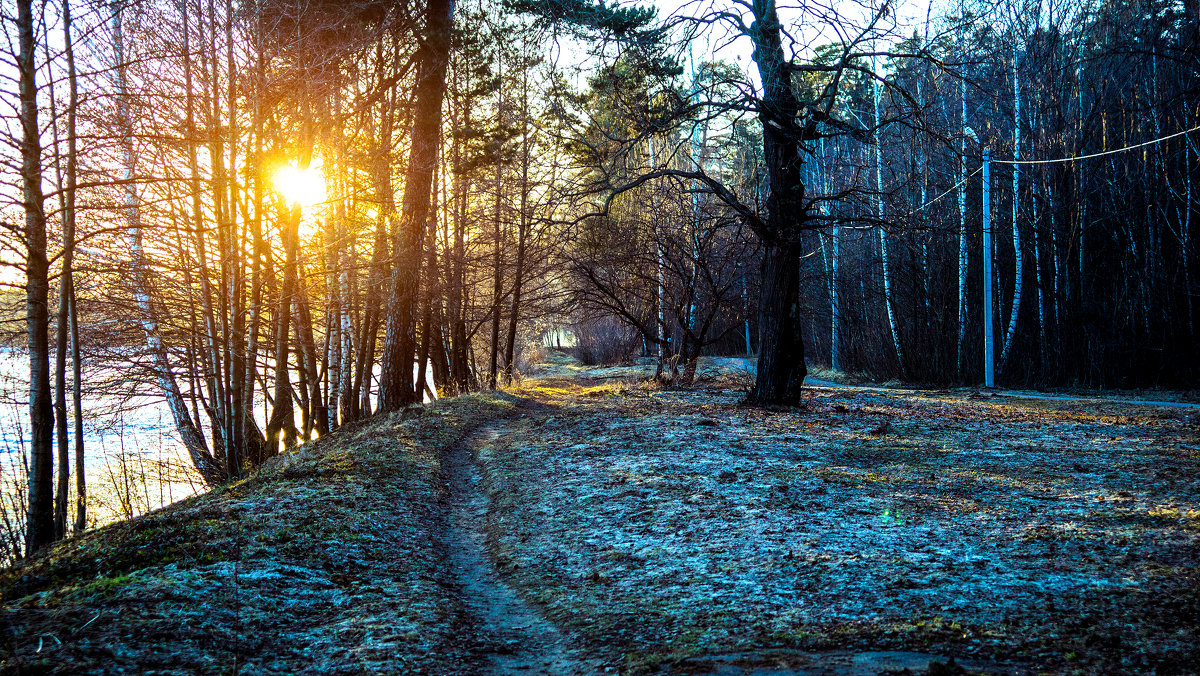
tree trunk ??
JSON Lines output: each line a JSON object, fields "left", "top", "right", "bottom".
{"left": 873, "top": 60, "right": 904, "bottom": 376}
{"left": 266, "top": 205, "right": 300, "bottom": 453}
{"left": 747, "top": 0, "right": 808, "bottom": 405}
{"left": 750, "top": 242, "right": 807, "bottom": 404}
{"left": 294, "top": 276, "right": 325, "bottom": 437}
{"left": 46, "top": 0, "right": 76, "bottom": 540}
{"left": 450, "top": 166, "right": 472, "bottom": 393}
{"left": 1002, "top": 41, "right": 1023, "bottom": 372}
{"left": 50, "top": 199, "right": 66, "bottom": 538}
{"left": 69, "top": 279, "right": 84, "bottom": 532}
{"left": 380, "top": 0, "right": 454, "bottom": 411}
{"left": 60, "top": 0, "right": 85, "bottom": 533}
{"left": 354, "top": 98, "right": 395, "bottom": 415}
{"left": 830, "top": 224, "right": 840, "bottom": 372}
{"left": 957, "top": 9, "right": 969, "bottom": 382}
{"left": 19, "top": 0, "right": 54, "bottom": 556}
{"left": 503, "top": 186, "right": 528, "bottom": 385}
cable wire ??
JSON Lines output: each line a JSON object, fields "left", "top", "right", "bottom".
{"left": 900, "top": 166, "right": 983, "bottom": 218}
{"left": 992, "top": 123, "right": 1200, "bottom": 166}
{"left": 832, "top": 124, "right": 1197, "bottom": 221}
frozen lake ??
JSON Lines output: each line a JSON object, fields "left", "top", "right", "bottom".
{"left": 0, "top": 349, "right": 435, "bottom": 540}
{"left": 0, "top": 348, "right": 205, "bottom": 532}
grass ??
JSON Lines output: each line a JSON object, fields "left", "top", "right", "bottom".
{"left": 0, "top": 390, "right": 519, "bottom": 675}
{"left": 3, "top": 351, "right": 1197, "bottom": 674}
{"left": 474, "top": 378, "right": 1200, "bottom": 674}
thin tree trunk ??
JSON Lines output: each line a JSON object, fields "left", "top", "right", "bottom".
{"left": 1002, "top": 42, "right": 1023, "bottom": 371}
{"left": 872, "top": 57, "right": 904, "bottom": 376}
{"left": 266, "top": 204, "right": 300, "bottom": 453}
{"left": 355, "top": 84, "right": 395, "bottom": 415}
{"left": 488, "top": 74, "right": 504, "bottom": 390}
{"left": 503, "top": 87, "right": 530, "bottom": 385}
{"left": 1034, "top": 183, "right": 1047, "bottom": 374}
{"left": 223, "top": 0, "right": 247, "bottom": 467}
{"left": 957, "top": 5, "right": 969, "bottom": 382}
{"left": 19, "top": 0, "right": 54, "bottom": 555}
{"left": 416, "top": 157, "right": 443, "bottom": 399}
{"left": 338, "top": 175, "right": 355, "bottom": 424}
{"left": 64, "top": 0, "right": 84, "bottom": 530}
{"left": 294, "top": 278, "right": 325, "bottom": 437}
{"left": 243, "top": 0, "right": 267, "bottom": 464}
{"left": 503, "top": 225, "right": 526, "bottom": 385}
{"left": 450, "top": 144, "right": 471, "bottom": 393}
{"left": 328, "top": 209, "right": 343, "bottom": 428}
{"left": 45, "top": 3, "right": 71, "bottom": 540}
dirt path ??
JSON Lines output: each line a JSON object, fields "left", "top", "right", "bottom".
{"left": 442, "top": 423, "right": 598, "bottom": 675}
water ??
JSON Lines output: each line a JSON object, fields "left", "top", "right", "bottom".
{"left": 0, "top": 348, "right": 204, "bottom": 542}
{"left": 0, "top": 350, "right": 437, "bottom": 544}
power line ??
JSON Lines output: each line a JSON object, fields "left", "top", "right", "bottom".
{"left": 901, "top": 166, "right": 983, "bottom": 218}
{"left": 993, "top": 123, "right": 1200, "bottom": 166}
{"left": 854, "top": 123, "right": 1198, "bottom": 221}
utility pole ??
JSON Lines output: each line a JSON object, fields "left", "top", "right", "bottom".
{"left": 740, "top": 261, "right": 752, "bottom": 356}
{"left": 982, "top": 147, "right": 994, "bottom": 388}
{"left": 965, "top": 127, "right": 995, "bottom": 388}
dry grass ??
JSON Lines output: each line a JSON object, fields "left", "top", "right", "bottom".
{"left": 0, "top": 391, "right": 518, "bottom": 675}
{"left": 481, "top": 379, "right": 1200, "bottom": 674}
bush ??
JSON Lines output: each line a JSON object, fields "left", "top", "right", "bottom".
{"left": 570, "top": 316, "right": 641, "bottom": 366}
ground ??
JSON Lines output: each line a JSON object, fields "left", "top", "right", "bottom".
{"left": 1, "top": 354, "right": 1198, "bottom": 674}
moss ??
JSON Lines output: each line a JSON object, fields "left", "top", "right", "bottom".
{"left": 0, "top": 511, "right": 233, "bottom": 603}
{"left": 76, "top": 573, "right": 133, "bottom": 599}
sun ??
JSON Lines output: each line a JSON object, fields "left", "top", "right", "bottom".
{"left": 274, "top": 162, "right": 326, "bottom": 208}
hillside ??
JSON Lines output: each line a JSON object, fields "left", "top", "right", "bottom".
{"left": 2, "top": 359, "right": 1199, "bottom": 674}
{"left": 0, "top": 392, "right": 521, "bottom": 674}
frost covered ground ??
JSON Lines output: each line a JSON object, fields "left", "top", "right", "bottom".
{"left": 0, "top": 392, "right": 519, "bottom": 674}
{"left": 481, "top": 360, "right": 1200, "bottom": 673}
{"left": 1, "top": 353, "right": 1197, "bottom": 674}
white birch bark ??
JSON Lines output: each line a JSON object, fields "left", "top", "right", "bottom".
{"left": 874, "top": 59, "right": 904, "bottom": 374}
{"left": 113, "top": 2, "right": 222, "bottom": 485}
{"left": 1002, "top": 40, "right": 1023, "bottom": 368}
{"left": 821, "top": 139, "right": 840, "bottom": 371}
{"left": 648, "top": 136, "right": 667, "bottom": 369}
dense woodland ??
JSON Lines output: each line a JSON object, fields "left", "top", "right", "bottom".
{"left": 0, "top": 0, "right": 1196, "bottom": 558}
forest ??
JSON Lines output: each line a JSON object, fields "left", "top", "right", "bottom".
{"left": 0, "top": 0, "right": 1196, "bottom": 670}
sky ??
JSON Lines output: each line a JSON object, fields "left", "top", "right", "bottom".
{"left": 647, "top": 0, "right": 952, "bottom": 80}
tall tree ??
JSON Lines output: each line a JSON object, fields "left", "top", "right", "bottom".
{"left": 113, "top": 0, "right": 224, "bottom": 486}
{"left": 381, "top": 0, "right": 455, "bottom": 410}
{"left": 18, "top": 0, "right": 54, "bottom": 555}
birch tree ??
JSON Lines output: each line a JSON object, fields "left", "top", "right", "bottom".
{"left": 112, "top": 1, "right": 224, "bottom": 486}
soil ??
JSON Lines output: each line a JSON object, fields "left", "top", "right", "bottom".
{"left": 443, "top": 423, "right": 598, "bottom": 674}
